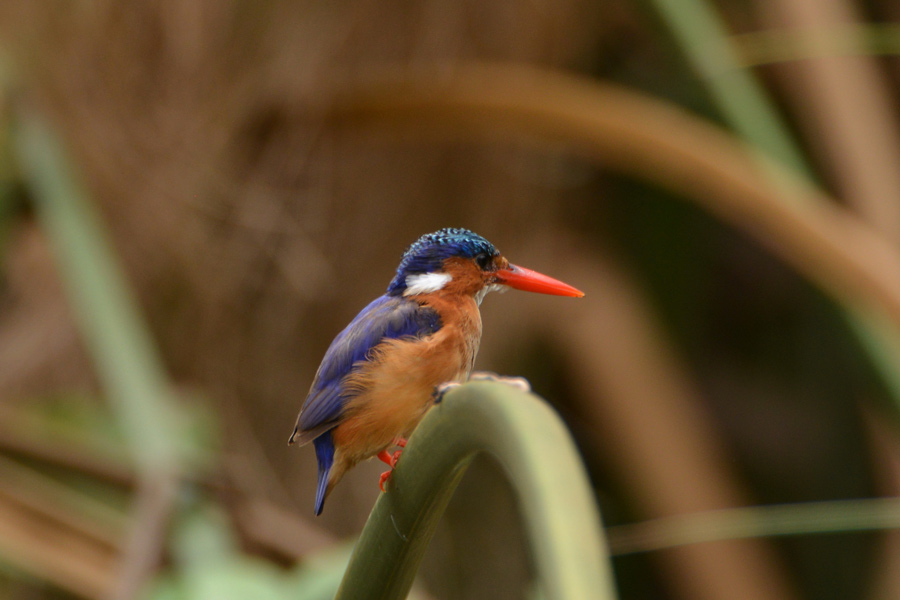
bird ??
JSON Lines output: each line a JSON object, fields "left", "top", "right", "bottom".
{"left": 289, "top": 228, "right": 583, "bottom": 515}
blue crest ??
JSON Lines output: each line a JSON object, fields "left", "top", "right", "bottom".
{"left": 387, "top": 228, "right": 500, "bottom": 295}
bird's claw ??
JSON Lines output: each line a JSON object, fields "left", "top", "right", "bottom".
{"left": 469, "top": 371, "right": 532, "bottom": 392}
{"left": 377, "top": 438, "right": 407, "bottom": 492}
{"left": 378, "top": 451, "right": 403, "bottom": 492}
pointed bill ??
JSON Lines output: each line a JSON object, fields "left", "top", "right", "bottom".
{"left": 495, "top": 264, "right": 584, "bottom": 297}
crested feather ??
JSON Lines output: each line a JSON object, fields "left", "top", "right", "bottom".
{"left": 387, "top": 228, "right": 499, "bottom": 296}
{"left": 290, "top": 295, "right": 442, "bottom": 445}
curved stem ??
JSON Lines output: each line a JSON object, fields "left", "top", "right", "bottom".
{"left": 334, "top": 381, "right": 616, "bottom": 600}
{"left": 326, "top": 63, "right": 900, "bottom": 398}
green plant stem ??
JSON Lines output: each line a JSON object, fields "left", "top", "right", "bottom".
{"left": 607, "top": 497, "right": 900, "bottom": 555}
{"left": 730, "top": 24, "right": 900, "bottom": 66}
{"left": 648, "top": 0, "right": 900, "bottom": 419}
{"left": 334, "top": 381, "right": 616, "bottom": 600}
{"left": 646, "top": 0, "right": 811, "bottom": 179}
{"left": 12, "top": 110, "right": 184, "bottom": 598}
{"left": 12, "top": 111, "right": 180, "bottom": 474}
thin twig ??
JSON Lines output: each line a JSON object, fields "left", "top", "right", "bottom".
{"left": 606, "top": 497, "right": 900, "bottom": 555}
{"left": 109, "top": 469, "right": 179, "bottom": 600}
{"left": 0, "top": 417, "right": 134, "bottom": 488}
{"left": 0, "top": 479, "right": 118, "bottom": 598}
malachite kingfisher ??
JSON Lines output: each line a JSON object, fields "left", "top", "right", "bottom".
{"left": 289, "top": 228, "right": 583, "bottom": 515}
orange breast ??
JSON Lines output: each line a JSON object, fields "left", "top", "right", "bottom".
{"left": 331, "top": 294, "right": 482, "bottom": 465}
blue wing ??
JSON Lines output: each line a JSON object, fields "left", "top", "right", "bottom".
{"left": 289, "top": 295, "right": 442, "bottom": 445}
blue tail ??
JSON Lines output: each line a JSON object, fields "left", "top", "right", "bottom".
{"left": 313, "top": 432, "right": 335, "bottom": 516}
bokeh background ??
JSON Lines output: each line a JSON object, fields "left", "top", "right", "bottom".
{"left": 2, "top": 1, "right": 900, "bottom": 599}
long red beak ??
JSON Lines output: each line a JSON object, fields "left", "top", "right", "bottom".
{"left": 495, "top": 264, "right": 584, "bottom": 297}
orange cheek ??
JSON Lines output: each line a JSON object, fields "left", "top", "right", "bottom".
{"left": 441, "top": 257, "right": 486, "bottom": 296}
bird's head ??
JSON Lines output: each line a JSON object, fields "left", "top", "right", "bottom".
{"left": 387, "top": 228, "right": 584, "bottom": 303}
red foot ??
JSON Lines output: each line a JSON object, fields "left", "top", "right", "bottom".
{"left": 379, "top": 470, "right": 392, "bottom": 492}
{"left": 377, "top": 439, "right": 408, "bottom": 491}
{"left": 378, "top": 450, "right": 403, "bottom": 491}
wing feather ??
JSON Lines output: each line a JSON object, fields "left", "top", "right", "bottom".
{"left": 289, "top": 295, "right": 441, "bottom": 445}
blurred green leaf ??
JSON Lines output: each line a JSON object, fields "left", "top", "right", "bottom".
{"left": 145, "top": 505, "right": 286, "bottom": 600}
{"left": 171, "top": 504, "right": 238, "bottom": 567}
{"left": 0, "top": 85, "right": 16, "bottom": 258}
{"left": 285, "top": 543, "right": 355, "bottom": 600}
{"left": 143, "top": 505, "right": 360, "bottom": 600}
{"left": 647, "top": 0, "right": 811, "bottom": 179}
{"left": 12, "top": 111, "right": 183, "bottom": 474}
{"left": 650, "top": 0, "right": 900, "bottom": 423}
{"left": 731, "top": 24, "right": 900, "bottom": 66}
{"left": 608, "top": 497, "right": 900, "bottom": 555}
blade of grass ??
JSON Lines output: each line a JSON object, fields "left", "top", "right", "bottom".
{"left": 0, "top": 409, "right": 134, "bottom": 488}
{"left": 607, "top": 497, "right": 900, "bottom": 555}
{"left": 0, "top": 454, "right": 128, "bottom": 544}
{"left": 11, "top": 110, "right": 184, "bottom": 599}
{"left": 646, "top": 0, "right": 812, "bottom": 179}
{"left": 730, "top": 23, "right": 900, "bottom": 66}
{"left": 648, "top": 0, "right": 900, "bottom": 435}
{"left": 335, "top": 381, "right": 616, "bottom": 600}
{"left": 12, "top": 111, "right": 180, "bottom": 472}
{"left": 0, "top": 77, "right": 16, "bottom": 256}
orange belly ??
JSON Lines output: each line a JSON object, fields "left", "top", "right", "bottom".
{"left": 331, "top": 296, "right": 481, "bottom": 466}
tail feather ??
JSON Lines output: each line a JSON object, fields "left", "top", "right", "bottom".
{"left": 313, "top": 433, "right": 335, "bottom": 516}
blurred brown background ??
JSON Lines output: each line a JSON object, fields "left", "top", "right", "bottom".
{"left": 2, "top": 1, "right": 900, "bottom": 599}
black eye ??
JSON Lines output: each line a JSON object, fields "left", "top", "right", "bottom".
{"left": 475, "top": 253, "right": 493, "bottom": 270}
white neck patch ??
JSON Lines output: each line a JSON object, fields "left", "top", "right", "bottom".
{"left": 404, "top": 272, "right": 452, "bottom": 296}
